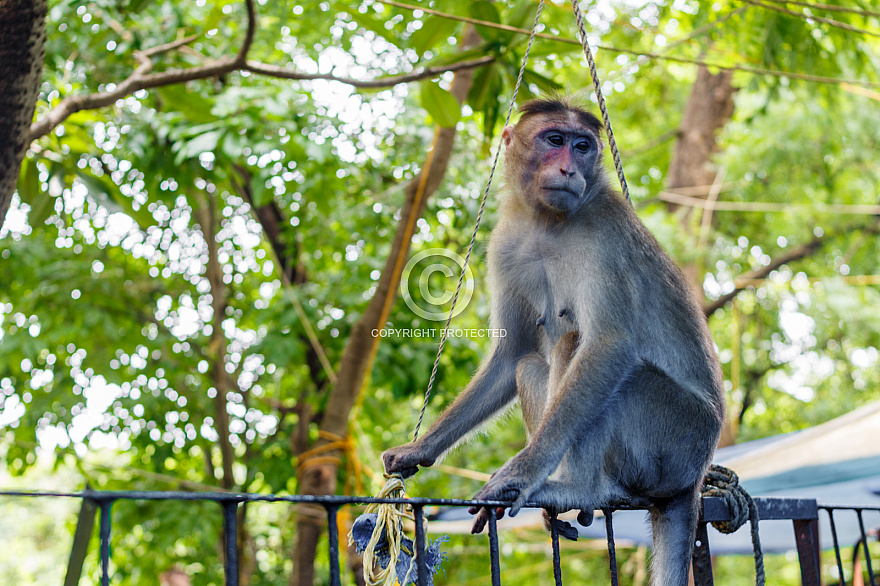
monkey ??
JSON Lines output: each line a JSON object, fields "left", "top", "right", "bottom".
{"left": 382, "top": 96, "right": 725, "bottom": 586}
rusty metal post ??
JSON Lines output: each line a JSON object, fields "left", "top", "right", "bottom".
{"left": 692, "top": 522, "right": 715, "bottom": 586}
{"left": 793, "top": 518, "right": 821, "bottom": 586}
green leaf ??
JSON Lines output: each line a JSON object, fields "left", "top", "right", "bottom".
{"left": 527, "top": 39, "right": 581, "bottom": 58}
{"left": 467, "top": 63, "right": 500, "bottom": 111}
{"left": 157, "top": 85, "right": 218, "bottom": 124}
{"left": 508, "top": 0, "right": 538, "bottom": 30}
{"left": 410, "top": 16, "right": 459, "bottom": 55}
{"left": 420, "top": 82, "right": 461, "bottom": 128}
{"left": 175, "top": 129, "right": 223, "bottom": 165}
{"left": 521, "top": 68, "right": 562, "bottom": 93}
{"left": 470, "top": 1, "right": 502, "bottom": 42}
{"left": 348, "top": 11, "right": 397, "bottom": 45}
{"left": 17, "top": 159, "right": 52, "bottom": 227}
{"left": 76, "top": 170, "right": 153, "bottom": 230}
{"left": 123, "top": 0, "right": 154, "bottom": 12}
{"left": 422, "top": 45, "right": 496, "bottom": 69}
{"left": 251, "top": 176, "right": 274, "bottom": 208}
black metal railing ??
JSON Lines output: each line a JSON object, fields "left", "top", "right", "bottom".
{"left": 1, "top": 489, "right": 877, "bottom": 585}
{"left": 822, "top": 504, "right": 880, "bottom": 586}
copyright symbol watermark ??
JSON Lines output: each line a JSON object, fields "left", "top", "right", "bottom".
{"left": 400, "top": 248, "right": 475, "bottom": 321}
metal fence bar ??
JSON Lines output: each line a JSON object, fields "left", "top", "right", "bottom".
{"left": 793, "top": 518, "right": 821, "bottom": 586}
{"left": 98, "top": 499, "right": 113, "bottom": 586}
{"left": 65, "top": 498, "right": 97, "bottom": 586}
{"left": 855, "top": 509, "right": 876, "bottom": 586}
{"left": 826, "top": 508, "right": 848, "bottom": 586}
{"left": 222, "top": 501, "right": 239, "bottom": 586}
{"left": 692, "top": 521, "right": 715, "bottom": 586}
{"left": 550, "top": 512, "right": 562, "bottom": 586}
{"left": 414, "top": 505, "right": 428, "bottom": 586}
{"left": 5, "top": 489, "right": 878, "bottom": 586}
{"left": 605, "top": 509, "right": 619, "bottom": 586}
{"left": 488, "top": 508, "right": 501, "bottom": 586}
{"left": 326, "top": 505, "right": 341, "bottom": 586}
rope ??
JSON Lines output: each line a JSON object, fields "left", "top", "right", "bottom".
{"left": 703, "top": 464, "right": 765, "bottom": 586}
{"left": 350, "top": 474, "right": 416, "bottom": 586}
{"left": 413, "top": 0, "right": 546, "bottom": 442}
{"left": 352, "top": 6, "right": 547, "bottom": 583}
{"left": 297, "top": 430, "right": 372, "bottom": 495}
{"left": 569, "top": 0, "right": 630, "bottom": 203}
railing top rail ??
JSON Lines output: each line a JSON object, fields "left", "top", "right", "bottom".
{"left": 0, "top": 489, "right": 836, "bottom": 523}
{"left": 819, "top": 503, "right": 880, "bottom": 512}
{"left": 0, "top": 489, "right": 516, "bottom": 507}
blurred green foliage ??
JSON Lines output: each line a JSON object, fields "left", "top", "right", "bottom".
{"left": 1, "top": 0, "right": 879, "bottom": 583}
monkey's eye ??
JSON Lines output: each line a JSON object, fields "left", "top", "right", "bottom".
{"left": 547, "top": 134, "right": 564, "bottom": 147}
{"left": 574, "top": 140, "right": 591, "bottom": 153}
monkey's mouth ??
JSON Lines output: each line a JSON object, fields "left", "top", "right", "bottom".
{"left": 542, "top": 186, "right": 580, "bottom": 198}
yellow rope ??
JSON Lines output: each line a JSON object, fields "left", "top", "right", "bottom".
{"left": 297, "top": 430, "right": 373, "bottom": 496}
{"left": 349, "top": 474, "right": 418, "bottom": 586}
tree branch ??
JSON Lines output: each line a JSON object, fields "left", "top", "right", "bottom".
{"left": 704, "top": 218, "right": 880, "bottom": 317}
{"left": 242, "top": 55, "right": 494, "bottom": 88}
{"left": 703, "top": 236, "right": 825, "bottom": 317}
{"left": 234, "top": 0, "right": 256, "bottom": 66}
{"left": 27, "top": 0, "right": 493, "bottom": 143}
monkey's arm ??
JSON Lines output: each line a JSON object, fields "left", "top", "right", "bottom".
{"left": 382, "top": 295, "right": 536, "bottom": 478}
{"left": 470, "top": 332, "right": 633, "bottom": 513}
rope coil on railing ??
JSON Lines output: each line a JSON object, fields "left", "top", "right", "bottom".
{"left": 703, "top": 464, "right": 765, "bottom": 586}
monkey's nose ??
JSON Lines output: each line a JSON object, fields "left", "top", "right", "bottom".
{"left": 560, "top": 167, "right": 575, "bottom": 177}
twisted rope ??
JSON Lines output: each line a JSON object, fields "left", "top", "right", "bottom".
{"left": 569, "top": 0, "right": 631, "bottom": 203}
{"left": 703, "top": 464, "right": 765, "bottom": 586}
{"left": 353, "top": 8, "right": 548, "bottom": 583}
{"left": 413, "top": 0, "right": 546, "bottom": 441}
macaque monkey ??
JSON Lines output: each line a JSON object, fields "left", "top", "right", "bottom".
{"left": 383, "top": 97, "right": 725, "bottom": 586}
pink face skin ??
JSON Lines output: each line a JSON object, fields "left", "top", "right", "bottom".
{"left": 503, "top": 115, "right": 602, "bottom": 216}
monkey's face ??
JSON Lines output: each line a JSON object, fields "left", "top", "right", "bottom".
{"left": 507, "top": 118, "right": 602, "bottom": 216}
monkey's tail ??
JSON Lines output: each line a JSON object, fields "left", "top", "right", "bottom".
{"left": 648, "top": 486, "right": 700, "bottom": 586}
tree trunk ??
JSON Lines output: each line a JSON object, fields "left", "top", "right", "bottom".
{"left": 196, "top": 192, "right": 237, "bottom": 490}
{"left": 195, "top": 191, "right": 259, "bottom": 584}
{"left": 0, "top": 0, "right": 47, "bottom": 227}
{"left": 289, "top": 26, "right": 483, "bottom": 586}
{"left": 665, "top": 65, "right": 736, "bottom": 446}
{"left": 666, "top": 65, "right": 736, "bottom": 292}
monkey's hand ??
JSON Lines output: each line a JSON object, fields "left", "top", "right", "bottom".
{"left": 468, "top": 453, "right": 541, "bottom": 520}
{"left": 381, "top": 443, "right": 435, "bottom": 479}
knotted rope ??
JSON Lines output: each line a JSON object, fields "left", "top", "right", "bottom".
{"left": 350, "top": 474, "right": 415, "bottom": 586}
{"left": 702, "top": 464, "right": 765, "bottom": 586}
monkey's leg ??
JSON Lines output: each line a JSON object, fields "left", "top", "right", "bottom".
{"left": 471, "top": 335, "right": 635, "bottom": 515}
{"left": 515, "top": 352, "right": 549, "bottom": 436}
{"left": 474, "top": 351, "right": 577, "bottom": 537}
{"left": 472, "top": 353, "right": 550, "bottom": 535}
{"left": 610, "top": 364, "right": 717, "bottom": 586}
{"left": 548, "top": 331, "right": 578, "bottom": 391}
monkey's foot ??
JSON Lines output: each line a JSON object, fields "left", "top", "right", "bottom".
{"left": 577, "top": 509, "right": 594, "bottom": 527}
{"left": 542, "top": 510, "right": 579, "bottom": 541}
{"left": 470, "top": 481, "right": 527, "bottom": 516}
{"left": 470, "top": 506, "right": 506, "bottom": 534}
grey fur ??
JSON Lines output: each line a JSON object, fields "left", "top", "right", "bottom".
{"left": 383, "top": 98, "right": 724, "bottom": 586}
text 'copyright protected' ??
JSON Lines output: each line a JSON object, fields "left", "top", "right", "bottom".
{"left": 371, "top": 328, "right": 507, "bottom": 339}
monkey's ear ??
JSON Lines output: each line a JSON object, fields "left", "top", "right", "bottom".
{"left": 501, "top": 126, "right": 515, "bottom": 148}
